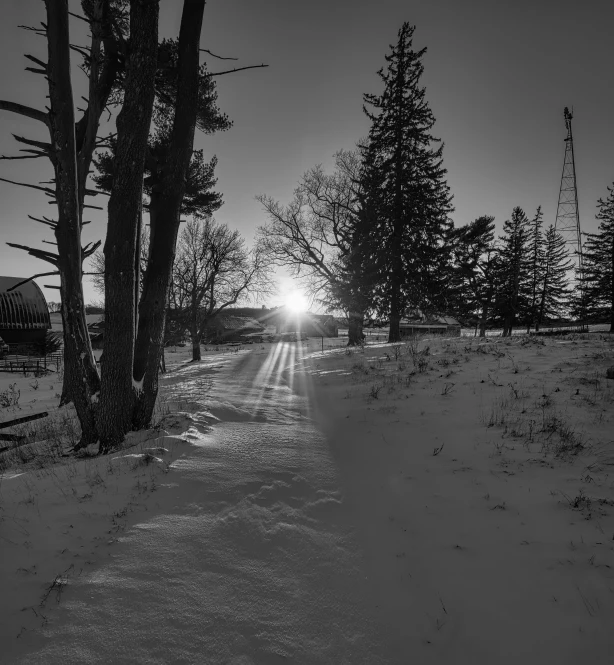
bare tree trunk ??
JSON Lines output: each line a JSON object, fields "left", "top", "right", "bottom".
{"left": 159, "top": 345, "right": 166, "bottom": 374}
{"left": 478, "top": 297, "right": 490, "bottom": 338}
{"left": 190, "top": 320, "right": 202, "bottom": 361}
{"left": 46, "top": 0, "right": 100, "bottom": 446}
{"left": 388, "top": 309, "right": 401, "bottom": 343}
{"left": 347, "top": 310, "right": 364, "bottom": 346}
{"left": 132, "top": 0, "right": 206, "bottom": 430}
{"left": 97, "top": 0, "right": 159, "bottom": 452}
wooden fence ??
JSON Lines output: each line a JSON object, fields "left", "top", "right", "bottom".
{"left": 0, "top": 353, "right": 63, "bottom": 375}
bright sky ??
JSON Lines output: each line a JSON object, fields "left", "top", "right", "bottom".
{"left": 0, "top": 0, "right": 613, "bottom": 307}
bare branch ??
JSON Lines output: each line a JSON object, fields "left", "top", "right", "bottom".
{"left": 0, "top": 153, "right": 47, "bottom": 161}
{"left": 82, "top": 240, "right": 102, "bottom": 259}
{"left": 6, "top": 242, "right": 59, "bottom": 266}
{"left": 0, "top": 100, "right": 50, "bottom": 127}
{"left": 6, "top": 272, "right": 60, "bottom": 291}
{"left": 18, "top": 24, "right": 47, "bottom": 35}
{"left": 208, "top": 64, "right": 268, "bottom": 77}
{"left": 68, "top": 11, "right": 90, "bottom": 24}
{"left": 25, "top": 67, "right": 49, "bottom": 76}
{"left": 0, "top": 176, "right": 55, "bottom": 196}
{"left": 25, "top": 54, "right": 48, "bottom": 70}
{"left": 28, "top": 214, "right": 57, "bottom": 228}
{"left": 12, "top": 134, "right": 52, "bottom": 151}
{"left": 199, "top": 48, "right": 238, "bottom": 61}
{"left": 69, "top": 44, "right": 91, "bottom": 60}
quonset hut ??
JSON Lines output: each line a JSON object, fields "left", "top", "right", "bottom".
{"left": 0, "top": 277, "right": 51, "bottom": 347}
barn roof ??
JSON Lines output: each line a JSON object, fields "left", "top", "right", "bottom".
{"left": 215, "top": 316, "right": 265, "bottom": 332}
{"left": 400, "top": 313, "right": 460, "bottom": 327}
{"left": 0, "top": 277, "right": 51, "bottom": 330}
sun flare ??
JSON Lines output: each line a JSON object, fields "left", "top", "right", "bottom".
{"left": 284, "top": 291, "right": 308, "bottom": 313}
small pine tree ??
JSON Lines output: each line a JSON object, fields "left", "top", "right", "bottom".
{"left": 579, "top": 184, "right": 614, "bottom": 330}
{"left": 535, "top": 225, "right": 572, "bottom": 330}
{"left": 495, "top": 207, "right": 531, "bottom": 336}
{"left": 449, "top": 215, "right": 497, "bottom": 332}
{"left": 525, "top": 206, "right": 545, "bottom": 332}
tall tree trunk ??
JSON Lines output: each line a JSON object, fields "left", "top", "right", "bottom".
{"left": 46, "top": 0, "right": 100, "bottom": 446}
{"left": 478, "top": 296, "right": 491, "bottom": 338}
{"left": 191, "top": 319, "right": 202, "bottom": 361}
{"left": 97, "top": 0, "right": 159, "bottom": 452}
{"left": 536, "top": 278, "right": 548, "bottom": 332}
{"left": 132, "top": 0, "right": 206, "bottom": 429}
{"left": 347, "top": 309, "right": 364, "bottom": 346}
{"left": 388, "top": 310, "right": 401, "bottom": 343}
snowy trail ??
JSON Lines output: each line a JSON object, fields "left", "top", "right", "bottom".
{"left": 20, "top": 344, "right": 388, "bottom": 664}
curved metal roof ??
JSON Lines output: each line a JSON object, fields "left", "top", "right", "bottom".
{"left": 0, "top": 277, "right": 51, "bottom": 330}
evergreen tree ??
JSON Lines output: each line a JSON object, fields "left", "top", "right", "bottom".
{"left": 535, "top": 225, "right": 572, "bottom": 329}
{"left": 525, "top": 206, "right": 545, "bottom": 332}
{"left": 362, "top": 23, "right": 453, "bottom": 342}
{"left": 495, "top": 207, "right": 531, "bottom": 336}
{"left": 449, "top": 215, "right": 497, "bottom": 333}
{"left": 579, "top": 183, "right": 614, "bottom": 330}
{"left": 330, "top": 148, "right": 382, "bottom": 344}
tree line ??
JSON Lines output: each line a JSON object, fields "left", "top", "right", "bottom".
{"left": 0, "top": 11, "right": 612, "bottom": 453}
{"left": 258, "top": 23, "right": 614, "bottom": 344}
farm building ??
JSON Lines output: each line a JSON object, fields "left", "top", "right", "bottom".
{"left": 274, "top": 310, "right": 339, "bottom": 337}
{"left": 0, "top": 277, "right": 51, "bottom": 346}
{"left": 399, "top": 313, "right": 461, "bottom": 337}
{"left": 203, "top": 315, "right": 266, "bottom": 343}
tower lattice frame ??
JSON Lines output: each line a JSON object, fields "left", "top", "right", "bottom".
{"left": 554, "top": 107, "right": 583, "bottom": 280}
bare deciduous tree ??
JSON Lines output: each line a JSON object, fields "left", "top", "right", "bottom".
{"left": 257, "top": 150, "right": 374, "bottom": 344}
{"left": 171, "top": 218, "right": 273, "bottom": 361}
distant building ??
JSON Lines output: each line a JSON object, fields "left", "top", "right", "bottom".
{"left": 0, "top": 277, "right": 51, "bottom": 347}
{"left": 274, "top": 309, "right": 339, "bottom": 337}
{"left": 203, "top": 315, "right": 266, "bottom": 343}
{"left": 399, "top": 312, "right": 461, "bottom": 337}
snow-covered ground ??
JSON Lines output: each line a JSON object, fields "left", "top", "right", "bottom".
{"left": 1, "top": 334, "right": 613, "bottom": 663}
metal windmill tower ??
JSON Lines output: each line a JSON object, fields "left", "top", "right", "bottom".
{"left": 554, "top": 107, "right": 583, "bottom": 280}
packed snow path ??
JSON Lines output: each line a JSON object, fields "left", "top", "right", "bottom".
{"left": 21, "top": 344, "right": 389, "bottom": 664}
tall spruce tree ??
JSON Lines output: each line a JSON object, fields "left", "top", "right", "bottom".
{"left": 535, "top": 225, "right": 572, "bottom": 330}
{"left": 525, "top": 206, "right": 545, "bottom": 332}
{"left": 579, "top": 183, "right": 614, "bottom": 330}
{"left": 495, "top": 207, "right": 531, "bottom": 336}
{"left": 362, "top": 23, "right": 453, "bottom": 342}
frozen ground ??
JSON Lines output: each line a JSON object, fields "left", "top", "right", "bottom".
{"left": 1, "top": 334, "right": 614, "bottom": 664}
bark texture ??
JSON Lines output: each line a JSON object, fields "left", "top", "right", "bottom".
{"left": 98, "top": 0, "right": 160, "bottom": 451}
{"left": 132, "top": 0, "right": 206, "bottom": 429}
{"left": 347, "top": 310, "right": 364, "bottom": 346}
{"left": 46, "top": 0, "right": 100, "bottom": 446}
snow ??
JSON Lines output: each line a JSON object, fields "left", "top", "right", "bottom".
{"left": 1, "top": 335, "right": 614, "bottom": 663}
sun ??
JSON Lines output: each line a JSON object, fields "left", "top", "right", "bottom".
{"left": 285, "top": 291, "right": 308, "bottom": 313}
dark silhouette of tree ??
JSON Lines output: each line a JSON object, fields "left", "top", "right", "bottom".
{"left": 95, "top": 0, "right": 161, "bottom": 446}
{"left": 258, "top": 150, "right": 376, "bottom": 345}
{"left": 495, "top": 207, "right": 531, "bottom": 336}
{"left": 170, "top": 218, "right": 273, "bottom": 361}
{"left": 579, "top": 184, "right": 614, "bottom": 330}
{"left": 449, "top": 216, "right": 498, "bottom": 336}
{"left": 525, "top": 206, "right": 545, "bottom": 332}
{"left": 361, "top": 22, "right": 453, "bottom": 342}
{"left": 1, "top": 0, "right": 128, "bottom": 445}
{"left": 535, "top": 225, "right": 572, "bottom": 330}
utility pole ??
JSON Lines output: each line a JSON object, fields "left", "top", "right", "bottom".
{"left": 554, "top": 107, "right": 585, "bottom": 323}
